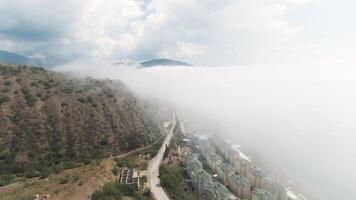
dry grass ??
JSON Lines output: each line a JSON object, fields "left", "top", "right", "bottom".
{"left": 0, "top": 159, "right": 116, "bottom": 200}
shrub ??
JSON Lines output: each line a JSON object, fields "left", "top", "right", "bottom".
{"left": 77, "top": 97, "right": 86, "bottom": 103}
{"left": 111, "top": 167, "right": 119, "bottom": 176}
{"left": 3, "top": 80, "right": 12, "bottom": 86}
{"left": 30, "top": 82, "right": 38, "bottom": 87}
{"left": 86, "top": 96, "right": 94, "bottom": 103}
{"left": 0, "top": 174, "right": 14, "bottom": 187}
{"left": 59, "top": 175, "right": 70, "bottom": 184}
{"left": 22, "top": 89, "right": 37, "bottom": 107}
{"left": 0, "top": 95, "right": 10, "bottom": 105}
{"left": 61, "top": 86, "right": 73, "bottom": 94}
{"left": 91, "top": 182, "right": 143, "bottom": 200}
{"left": 100, "top": 137, "right": 109, "bottom": 146}
{"left": 159, "top": 165, "right": 199, "bottom": 200}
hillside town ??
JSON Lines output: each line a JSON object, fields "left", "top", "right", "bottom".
{"left": 181, "top": 132, "right": 306, "bottom": 200}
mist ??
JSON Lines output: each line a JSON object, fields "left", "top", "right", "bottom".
{"left": 56, "top": 62, "right": 356, "bottom": 200}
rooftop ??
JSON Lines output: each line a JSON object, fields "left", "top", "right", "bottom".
{"left": 252, "top": 188, "right": 277, "bottom": 200}
{"left": 232, "top": 145, "right": 251, "bottom": 162}
{"left": 228, "top": 174, "right": 251, "bottom": 187}
{"left": 249, "top": 166, "right": 265, "bottom": 178}
{"left": 218, "top": 162, "right": 235, "bottom": 174}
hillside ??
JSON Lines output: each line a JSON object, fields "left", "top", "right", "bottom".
{"left": 140, "top": 59, "right": 191, "bottom": 67}
{"left": 0, "top": 64, "right": 162, "bottom": 186}
{"left": 0, "top": 51, "right": 43, "bottom": 67}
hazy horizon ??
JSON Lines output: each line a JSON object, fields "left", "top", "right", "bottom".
{"left": 1, "top": 0, "right": 356, "bottom": 66}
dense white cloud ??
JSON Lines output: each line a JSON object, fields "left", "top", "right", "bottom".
{"left": 1, "top": 0, "right": 344, "bottom": 65}
{"left": 0, "top": 0, "right": 355, "bottom": 65}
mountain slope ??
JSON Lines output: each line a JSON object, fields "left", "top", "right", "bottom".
{"left": 0, "top": 51, "right": 43, "bottom": 66}
{"left": 140, "top": 59, "right": 191, "bottom": 67}
{"left": 0, "top": 64, "right": 162, "bottom": 185}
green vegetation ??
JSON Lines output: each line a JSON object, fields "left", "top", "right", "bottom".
{"left": 77, "top": 97, "right": 86, "bottom": 103}
{"left": 115, "top": 158, "right": 134, "bottom": 168}
{"left": 114, "top": 137, "right": 164, "bottom": 170}
{"left": 59, "top": 175, "right": 70, "bottom": 184}
{"left": 3, "top": 80, "right": 12, "bottom": 86}
{"left": 170, "top": 122, "right": 185, "bottom": 150}
{"left": 21, "top": 88, "right": 37, "bottom": 106}
{"left": 138, "top": 137, "right": 164, "bottom": 156}
{"left": 0, "top": 64, "right": 162, "bottom": 187}
{"left": 0, "top": 95, "right": 10, "bottom": 105}
{"left": 0, "top": 174, "right": 15, "bottom": 187}
{"left": 91, "top": 181, "right": 152, "bottom": 200}
{"left": 61, "top": 87, "right": 73, "bottom": 94}
{"left": 199, "top": 155, "right": 214, "bottom": 175}
{"left": 159, "top": 164, "right": 200, "bottom": 200}
{"left": 112, "top": 166, "right": 119, "bottom": 175}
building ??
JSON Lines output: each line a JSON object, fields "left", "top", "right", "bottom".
{"left": 227, "top": 147, "right": 241, "bottom": 167}
{"left": 252, "top": 188, "right": 278, "bottom": 200}
{"left": 234, "top": 158, "right": 252, "bottom": 176}
{"left": 185, "top": 153, "right": 238, "bottom": 200}
{"left": 286, "top": 190, "right": 302, "bottom": 200}
{"left": 185, "top": 153, "right": 203, "bottom": 178}
{"left": 262, "top": 179, "right": 288, "bottom": 200}
{"left": 227, "top": 174, "right": 251, "bottom": 199}
{"left": 206, "top": 153, "right": 223, "bottom": 173}
{"left": 198, "top": 137, "right": 215, "bottom": 158}
{"left": 212, "top": 138, "right": 231, "bottom": 160}
{"left": 216, "top": 161, "right": 235, "bottom": 185}
{"left": 204, "top": 182, "right": 240, "bottom": 200}
{"left": 119, "top": 168, "right": 140, "bottom": 190}
{"left": 246, "top": 166, "right": 265, "bottom": 188}
{"left": 221, "top": 140, "right": 232, "bottom": 160}
{"left": 195, "top": 170, "right": 214, "bottom": 196}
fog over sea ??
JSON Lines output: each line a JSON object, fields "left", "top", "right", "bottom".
{"left": 57, "top": 63, "right": 356, "bottom": 200}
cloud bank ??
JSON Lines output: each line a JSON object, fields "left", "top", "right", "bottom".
{"left": 4, "top": 0, "right": 355, "bottom": 65}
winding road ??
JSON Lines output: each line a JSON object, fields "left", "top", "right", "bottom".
{"left": 147, "top": 120, "right": 176, "bottom": 200}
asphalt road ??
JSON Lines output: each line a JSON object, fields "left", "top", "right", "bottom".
{"left": 148, "top": 120, "right": 176, "bottom": 200}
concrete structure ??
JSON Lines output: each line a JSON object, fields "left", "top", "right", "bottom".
{"left": 228, "top": 147, "right": 241, "bottom": 167}
{"left": 211, "top": 137, "right": 231, "bottom": 160}
{"left": 185, "top": 153, "right": 238, "bottom": 200}
{"left": 262, "top": 179, "right": 288, "bottom": 200}
{"left": 252, "top": 188, "right": 278, "bottom": 200}
{"left": 216, "top": 161, "right": 235, "bottom": 185}
{"left": 185, "top": 153, "right": 202, "bottom": 178}
{"left": 246, "top": 166, "right": 265, "bottom": 188}
{"left": 195, "top": 170, "right": 213, "bottom": 196}
{"left": 148, "top": 120, "right": 176, "bottom": 200}
{"left": 119, "top": 168, "right": 140, "bottom": 190}
{"left": 221, "top": 140, "right": 232, "bottom": 160}
{"left": 204, "top": 182, "right": 240, "bottom": 200}
{"left": 198, "top": 138, "right": 215, "bottom": 158}
{"left": 286, "top": 190, "right": 302, "bottom": 200}
{"left": 206, "top": 153, "right": 224, "bottom": 173}
{"left": 234, "top": 158, "right": 252, "bottom": 176}
{"left": 227, "top": 174, "right": 251, "bottom": 199}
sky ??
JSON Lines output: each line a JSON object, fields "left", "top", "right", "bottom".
{"left": 0, "top": 0, "right": 356, "bottom": 66}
